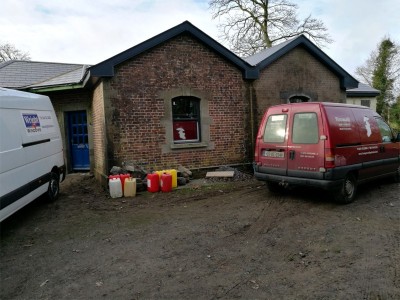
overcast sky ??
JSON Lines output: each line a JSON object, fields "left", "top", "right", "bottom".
{"left": 1, "top": 0, "right": 399, "bottom": 79}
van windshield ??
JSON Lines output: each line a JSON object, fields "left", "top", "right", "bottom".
{"left": 263, "top": 114, "right": 287, "bottom": 143}
{"left": 292, "top": 113, "right": 319, "bottom": 144}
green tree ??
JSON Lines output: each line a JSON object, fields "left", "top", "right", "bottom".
{"left": 357, "top": 38, "right": 399, "bottom": 121}
{"left": 389, "top": 96, "right": 400, "bottom": 130}
{"left": 209, "top": 0, "right": 332, "bottom": 56}
{"left": 373, "top": 38, "right": 397, "bottom": 119}
{"left": 0, "top": 42, "right": 31, "bottom": 62}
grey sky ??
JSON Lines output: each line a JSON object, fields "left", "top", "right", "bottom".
{"left": 1, "top": 0, "right": 399, "bottom": 79}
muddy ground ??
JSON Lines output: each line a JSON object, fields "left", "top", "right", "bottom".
{"left": 1, "top": 173, "right": 399, "bottom": 299}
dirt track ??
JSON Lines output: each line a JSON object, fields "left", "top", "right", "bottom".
{"left": 1, "top": 174, "right": 399, "bottom": 299}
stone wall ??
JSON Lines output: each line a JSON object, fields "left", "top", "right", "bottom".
{"left": 253, "top": 46, "right": 346, "bottom": 122}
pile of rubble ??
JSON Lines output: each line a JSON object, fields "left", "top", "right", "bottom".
{"left": 205, "top": 166, "right": 253, "bottom": 182}
{"left": 108, "top": 162, "right": 254, "bottom": 191}
{"left": 109, "top": 163, "right": 192, "bottom": 191}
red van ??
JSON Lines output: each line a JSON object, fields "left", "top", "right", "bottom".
{"left": 253, "top": 102, "right": 400, "bottom": 203}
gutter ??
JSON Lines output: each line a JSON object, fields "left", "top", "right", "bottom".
{"left": 29, "top": 83, "right": 85, "bottom": 93}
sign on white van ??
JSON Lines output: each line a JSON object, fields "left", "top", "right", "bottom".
{"left": 21, "top": 110, "right": 56, "bottom": 136}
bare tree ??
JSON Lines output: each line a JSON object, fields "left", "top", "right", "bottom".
{"left": 209, "top": 0, "right": 333, "bottom": 56}
{"left": 0, "top": 42, "right": 31, "bottom": 62}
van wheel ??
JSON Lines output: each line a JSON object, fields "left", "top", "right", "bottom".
{"left": 47, "top": 172, "right": 60, "bottom": 201}
{"left": 335, "top": 174, "right": 357, "bottom": 204}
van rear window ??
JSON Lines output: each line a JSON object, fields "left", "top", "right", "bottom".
{"left": 292, "top": 113, "right": 319, "bottom": 144}
{"left": 263, "top": 114, "right": 287, "bottom": 143}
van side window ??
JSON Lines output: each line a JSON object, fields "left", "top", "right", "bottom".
{"left": 263, "top": 114, "right": 287, "bottom": 143}
{"left": 375, "top": 117, "right": 393, "bottom": 142}
{"left": 292, "top": 113, "right": 319, "bottom": 144}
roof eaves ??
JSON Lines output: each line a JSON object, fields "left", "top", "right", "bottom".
{"left": 90, "top": 21, "right": 257, "bottom": 79}
{"left": 28, "top": 83, "right": 85, "bottom": 93}
{"left": 346, "top": 91, "right": 380, "bottom": 97}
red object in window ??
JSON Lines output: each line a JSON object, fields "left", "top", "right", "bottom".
{"left": 173, "top": 121, "right": 198, "bottom": 141}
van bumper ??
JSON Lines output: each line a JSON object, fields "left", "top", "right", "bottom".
{"left": 254, "top": 170, "right": 343, "bottom": 190}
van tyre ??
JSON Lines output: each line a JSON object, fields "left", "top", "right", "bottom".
{"left": 335, "top": 173, "right": 357, "bottom": 204}
{"left": 47, "top": 172, "right": 60, "bottom": 202}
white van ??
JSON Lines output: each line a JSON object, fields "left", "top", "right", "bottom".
{"left": 0, "top": 88, "right": 66, "bottom": 221}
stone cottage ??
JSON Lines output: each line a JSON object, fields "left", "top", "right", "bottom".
{"left": 0, "top": 21, "right": 377, "bottom": 184}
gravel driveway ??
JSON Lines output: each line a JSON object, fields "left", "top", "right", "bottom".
{"left": 1, "top": 173, "right": 399, "bottom": 299}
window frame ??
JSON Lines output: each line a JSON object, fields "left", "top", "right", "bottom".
{"left": 292, "top": 112, "right": 319, "bottom": 144}
{"left": 360, "top": 99, "right": 371, "bottom": 107}
{"left": 171, "top": 96, "right": 201, "bottom": 144}
{"left": 375, "top": 116, "right": 393, "bottom": 143}
{"left": 263, "top": 114, "right": 288, "bottom": 143}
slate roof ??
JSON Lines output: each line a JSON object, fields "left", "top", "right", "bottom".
{"left": 243, "top": 38, "right": 295, "bottom": 66}
{"left": 346, "top": 82, "right": 380, "bottom": 97}
{"left": 244, "top": 35, "right": 358, "bottom": 89}
{"left": 0, "top": 23, "right": 373, "bottom": 94}
{"left": 90, "top": 21, "right": 258, "bottom": 80}
{"left": 0, "top": 60, "right": 89, "bottom": 89}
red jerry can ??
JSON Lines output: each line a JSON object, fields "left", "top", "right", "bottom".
{"left": 147, "top": 173, "right": 160, "bottom": 193}
{"left": 160, "top": 173, "right": 172, "bottom": 193}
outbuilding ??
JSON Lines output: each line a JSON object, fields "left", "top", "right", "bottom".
{"left": 0, "top": 21, "right": 377, "bottom": 184}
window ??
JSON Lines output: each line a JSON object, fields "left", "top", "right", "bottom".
{"left": 361, "top": 99, "right": 371, "bottom": 107}
{"left": 263, "top": 114, "right": 287, "bottom": 143}
{"left": 172, "top": 96, "right": 200, "bottom": 143}
{"left": 288, "top": 95, "right": 310, "bottom": 103}
{"left": 292, "top": 113, "right": 319, "bottom": 144}
{"left": 375, "top": 117, "right": 393, "bottom": 142}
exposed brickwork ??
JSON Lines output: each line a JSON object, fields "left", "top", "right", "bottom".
{"left": 101, "top": 34, "right": 249, "bottom": 172}
{"left": 253, "top": 47, "right": 346, "bottom": 122}
{"left": 44, "top": 89, "right": 92, "bottom": 173}
{"left": 91, "top": 83, "right": 107, "bottom": 182}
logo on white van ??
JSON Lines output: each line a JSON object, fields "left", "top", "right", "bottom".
{"left": 23, "top": 113, "right": 41, "bottom": 133}
{"left": 363, "top": 116, "right": 372, "bottom": 137}
{"left": 21, "top": 111, "right": 55, "bottom": 136}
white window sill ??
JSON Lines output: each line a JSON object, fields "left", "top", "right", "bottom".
{"left": 170, "top": 142, "right": 209, "bottom": 149}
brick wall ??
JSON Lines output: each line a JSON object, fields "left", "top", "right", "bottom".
{"left": 253, "top": 47, "right": 346, "bottom": 122}
{"left": 91, "top": 83, "right": 108, "bottom": 182}
{"left": 101, "top": 34, "right": 249, "bottom": 172}
{"left": 45, "top": 89, "right": 92, "bottom": 173}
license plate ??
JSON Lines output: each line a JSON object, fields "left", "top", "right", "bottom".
{"left": 263, "top": 150, "right": 284, "bottom": 158}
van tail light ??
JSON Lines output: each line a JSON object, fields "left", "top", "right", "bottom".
{"left": 325, "top": 148, "right": 335, "bottom": 168}
{"left": 254, "top": 141, "right": 260, "bottom": 161}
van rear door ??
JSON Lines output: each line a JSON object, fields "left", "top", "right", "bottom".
{"left": 286, "top": 104, "right": 325, "bottom": 179}
{"left": 256, "top": 105, "right": 289, "bottom": 176}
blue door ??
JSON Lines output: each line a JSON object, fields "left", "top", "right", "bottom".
{"left": 68, "top": 111, "right": 90, "bottom": 170}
